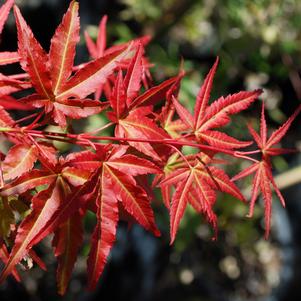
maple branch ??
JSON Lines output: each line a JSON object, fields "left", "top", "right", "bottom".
{"left": 0, "top": 127, "right": 236, "bottom": 155}
{"left": 29, "top": 129, "right": 239, "bottom": 156}
{"left": 1, "top": 127, "right": 264, "bottom": 162}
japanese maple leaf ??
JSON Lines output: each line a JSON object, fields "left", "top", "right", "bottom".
{"left": 110, "top": 67, "right": 183, "bottom": 161}
{"left": 14, "top": 1, "right": 132, "bottom": 127}
{"left": 64, "top": 145, "right": 161, "bottom": 289}
{"left": 232, "top": 103, "right": 301, "bottom": 238}
{"left": 0, "top": 155, "right": 91, "bottom": 286}
{"left": 159, "top": 152, "right": 245, "bottom": 243}
{"left": 172, "top": 58, "right": 262, "bottom": 149}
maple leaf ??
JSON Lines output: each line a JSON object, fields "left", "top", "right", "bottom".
{"left": 172, "top": 58, "right": 262, "bottom": 149}
{"left": 160, "top": 153, "right": 244, "bottom": 243}
{"left": 61, "top": 146, "right": 161, "bottom": 289}
{"left": 232, "top": 103, "right": 301, "bottom": 238}
{"left": 111, "top": 73, "right": 183, "bottom": 160}
{"left": 0, "top": 156, "right": 91, "bottom": 285}
{"left": 14, "top": 1, "right": 132, "bottom": 127}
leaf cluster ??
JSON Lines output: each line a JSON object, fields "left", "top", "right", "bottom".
{"left": 0, "top": 0, "right": 299, "bottom": 295}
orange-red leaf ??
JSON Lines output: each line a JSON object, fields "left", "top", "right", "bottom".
{"left": 49, "top": 0, "right": 80, "bottom": 95}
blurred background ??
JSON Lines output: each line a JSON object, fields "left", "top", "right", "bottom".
{"left": 1, "top": 0, "right": 301, "bottom": 300}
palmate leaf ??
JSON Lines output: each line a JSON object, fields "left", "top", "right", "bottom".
{"left": 232, "top": 103, "right": 301, "bottom": 237}
{"left": 74, "top": 146, "right": 161, "bottom": 236}
{"left": 160, "top": 154, "right": 244, "bottom": 242}
{"left": 172, "top": 59, "right": 262, "bottom": 150}
{"left": 108, "top": 61, "right": 181, "bottom": 125}
{"left": 14, "top": 1, "right": 131, "bottom": 127}
{"left": 0, "top": 147, "right": 161, "bottom": 289}
{"left": 117, "top": 110, "right": 169, "bottom": 161}
{"left": 0, "top": 0, "right": 299, "bottom": 294}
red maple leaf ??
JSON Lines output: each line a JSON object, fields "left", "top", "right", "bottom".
{"left": 232, "top": 103, "right": 301, "bottom": 238}
{"left": 14, "top": 1, "right": 132, "bottom": 127}
{"left": 159, "top": 152, "right": 245, "bottom": 243}
{"left": 172, "top": 58, "right": 262, "bottom": 149}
